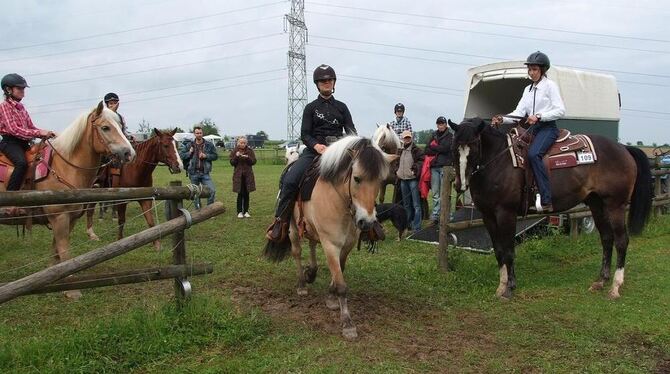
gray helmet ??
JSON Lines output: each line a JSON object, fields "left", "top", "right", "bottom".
{"left": 313, "top": 64, "right": 336, "bottom": 83}
{"left": 524, "top": 51, "right": 550, "bottom": 72}
{"left": 394, "top": 103, "right": 405, "bottom": 112}
{"left": 1, "top": 73, "right": 29, "bottom": 91}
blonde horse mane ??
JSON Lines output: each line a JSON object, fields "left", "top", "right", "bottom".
{"left": 372, "top": 124, "right": 401, "bottom": 153}
{"left": 320, "top": 136, "right": 388, "bottom": 184}
{"left": 51, "top": 106, "right": 123, "bottom": 158}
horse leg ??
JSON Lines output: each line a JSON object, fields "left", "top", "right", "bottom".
{"left": 587, "top": 198, "right": 613, "bottom": 292}
{"left": 138, "top": 200, "right": 159, "bottom": 250}
{"left": 323, "top": 240, "right": 357, "bottom": 340}
{"left": 304, "top": 240, "right": 318, "bottom": 284}
{"left": 485, "top": 211, "right": 516, "bottom": 299}
{"left": 85, "top": 203, "right": 100, "bottom": 241}
{"left": 116, "top": 203, "right": 128, "bottom": 241}
{"left": 378, "top": 182, "right": 387, "bottom": 204}
{"left": 288, "top": 222, "right": 308, "bottom": 296}
{"left": 608, "top": 205, "right": 628, "bottom": 299}
{"left": 98, "top": 202, "right": 105, "bottom": 221}
{"left": 51, "top": 214, "right": 82, "bottom": 300}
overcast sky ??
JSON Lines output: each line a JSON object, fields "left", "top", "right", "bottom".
{"left": 2, "top": 0, "right": 669, "bottom": 144}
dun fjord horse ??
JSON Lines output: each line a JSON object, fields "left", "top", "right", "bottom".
{"left": 372, "top": 124, "right": 401, "bottom": 203}
{"left": 264, "top": 136, "right": 392, "bottom": 340}
{"left": 0, "top": 102, "right": 135, "bottom": 298}
{"left": 85, "top": 128, "right": 182, "bottom": 248}
{"left": 449, "top": 118, "right": 652, "bottom": 299}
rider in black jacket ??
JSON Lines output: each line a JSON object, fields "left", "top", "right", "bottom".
{"left": 266, "top": 64, "right": 357, "bottom": 243}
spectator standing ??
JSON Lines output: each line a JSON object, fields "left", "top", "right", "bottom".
{"left": 180, "top": 126, "right": 218, "bottom": 209}
{"left": 229, "top": 136, "right": 256, "bottom": 218}
{"left": 396, "top": 130, "right": 424, "bottom": 232}
{"left": 423, "top": 116, "right": 453, "bottom": 225}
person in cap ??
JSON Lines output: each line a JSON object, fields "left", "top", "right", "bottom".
{"left": 491, "top": 51, "right": 565, "bottom": 212}
{"left": 103, "top": 92, "right": 133, "bottom": 141}
{"left": 423, "top": 116, "right": 453, "bottom": 224}
{"left": 389, "top": 102, "right": 412, "bottom": 137}
{"left": 396, "top": 130, "right": 424, "bottom": 232}
{"left": 0, "top": 73, "right": 55, "bottom": 192}
{"left": 266, "top": 64, "right": 357, "bottom": 243}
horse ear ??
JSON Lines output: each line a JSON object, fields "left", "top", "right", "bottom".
{"left": 476, "top": 119, "right": 487, "bottom": 133}
{"left": 153, "top": 128, "right": 161, "bottom": 136}
{"left": 95, "top": 101, "right": 104, "bottom": 116}
{"left": 376, "top": 123, "right": 380, "bottom": 128}
{"left": 448, "top": 119, "right": 459, "bottom": 131}
{"left": 171, "top": 128, "right": 178, "bottom": 135}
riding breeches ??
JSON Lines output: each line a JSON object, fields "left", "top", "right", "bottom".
{"left": 275, "top": 149, "right": 316, "bottom": 217}
{"left": 529, "top": 123, "right": 559, "bottom": 205}
{"left": 0, "top": 136, "right": 30, "bottom": 191}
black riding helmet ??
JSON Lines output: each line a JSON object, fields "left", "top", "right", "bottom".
{"left": 394, "top": 103, "right": 405, "bottom": 112}
{"left": 104, "top": 92, "right": 119, "bottom": 103}
{"left": 436, "top": 116, "right": 447, "bottom": 124}
{"left": 524, "top": 51, "right": 550, "bottom": 74}
{"left": 313, "top": 64, "right": 336, "bottom": 83}
{"left": 1, "top": 73, "right": 29, "bottom": 91}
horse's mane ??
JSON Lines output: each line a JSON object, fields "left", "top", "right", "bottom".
{"left": 372, "top": 124, "right": 401, "bottom": 153}
{"left": 51, "top": 106, "right": 123, "bottom": 157}
{"left": 320, "top": 136, "right": 388, "bottom": 184}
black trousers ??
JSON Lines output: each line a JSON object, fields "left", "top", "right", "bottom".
{"left": 275, "top": 149, "right": 317, "bottom": 217}
{"left": 237, "top": 176, "right": 250, "bottom": 213}
{"left": 0, "top": 136, "right": 30, "bottom": 191}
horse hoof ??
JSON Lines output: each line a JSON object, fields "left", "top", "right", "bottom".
{"left": 303, "top": 266, "right": 318, "bottom": 284}
{"left": 589, "top": 281, "right": 604, "bottom": 291}
{"left": 88, "top": 234, "right": 100, "bottom": 241}
{"left": 496, "top": 288, "right": 513, "bottom": 300}
{"left": 342, "top": 326, "right": 358, "bottom": 340}
{"left": 153, "top": 241, "right": 161, "bottom": 251}
{"left": 325, "top": 298, "right": 339, "bottom": 311}
{"left": 608, "top": 289, "right": 621, "bottom": 300}
{"left": 297, "top": 288, "right": 308, "bottom": 296}
{"left": 64, "top": 290, "right": 82, "bottom": 300}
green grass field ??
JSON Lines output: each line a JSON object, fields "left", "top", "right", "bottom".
{"left": 1, "top": 159, "right": 669, "bottom": 373}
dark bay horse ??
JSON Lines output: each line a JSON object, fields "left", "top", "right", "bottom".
{"left": 264, "top": 136, "right": 393, "bottom": 340}
{"left": 85, "top": 128, "right": 182, "bottom": 249}
{"left": 0, "top": 102, "right": 135, "bottom": 298}
{"left": 372, "top": 123, "right": 401, "bottom": 203}
{"left": 448, "top": 117, "right": 652, "bottom": 299}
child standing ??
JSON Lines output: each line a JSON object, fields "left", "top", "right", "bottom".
{"left": 229, "top": 136, "right": 257, "bottom": 218}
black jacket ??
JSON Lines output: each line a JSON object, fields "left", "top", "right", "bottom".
{"left": 301, "top": 95, "right": 357, "bottom": 151}
{"left": 424, "top": 129, "right": 453, "bottom": 167}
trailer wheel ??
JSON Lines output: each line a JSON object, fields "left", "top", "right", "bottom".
{"left": 581, "top": 217, "right": 595, "bottom": 234}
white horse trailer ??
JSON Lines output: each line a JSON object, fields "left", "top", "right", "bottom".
{"left": 463, "top": 61, "right": 620, "bottom": 141}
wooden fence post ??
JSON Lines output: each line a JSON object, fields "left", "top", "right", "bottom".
{"left": 167, "top": 180, "right": 189, "bottom": 304}
{"left": 654, "top": 170, "right": 662, "bottom": 217}
{"left": 438, "top": 166, "right": 454, "bottom": 272}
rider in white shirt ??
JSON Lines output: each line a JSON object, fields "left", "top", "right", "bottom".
{"left": 492, "top": 51, "right": 565, "bottom": 212}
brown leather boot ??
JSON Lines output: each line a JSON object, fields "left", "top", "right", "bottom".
{"left": 265, "top": 218, "right": 289, "bottom": 242}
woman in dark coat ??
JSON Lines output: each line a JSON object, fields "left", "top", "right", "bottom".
{"left": 229, "top": 136, "right": 257, "bottom": 218}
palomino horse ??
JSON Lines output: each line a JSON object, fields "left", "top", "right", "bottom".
{"left": 0, "top": 102, "right": 135, "bottom": 298}
{"left": 264, "top": 136, "right": 392, "bottom": 340}
{"left": 372, "top": 123, "right": 401, "bottom": 203}
{"left": 448, "top": 118, "right": 652, "bottom": 299}
{"left": 85, "top": 128, "right": 182, "bottom": 248}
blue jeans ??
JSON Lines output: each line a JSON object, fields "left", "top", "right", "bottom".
{"left": 189, "top": 172, "right": 216, "bottom": 208}
{"left": 400, "top": 179, "right": 421, "bottom": 230}
{"left": 430, "top": 167, "right": 443, "bottom": 221}
{"left": 529, "top": 124, "right": 559, "bottom": 205}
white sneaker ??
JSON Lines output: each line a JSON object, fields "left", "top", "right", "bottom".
{"left": 244, "top": 212, "right": 251, "bottom": 218}
{"left": 237, "top": 212, "right": 244, "bottom": 218}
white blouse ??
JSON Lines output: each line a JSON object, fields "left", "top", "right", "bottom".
{"left": 503, "top": 77, "right": 565, "bottom": 123}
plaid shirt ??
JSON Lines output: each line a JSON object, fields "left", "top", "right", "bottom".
{"left": 389, "top": 116, "right": 412, "bottom": 136}
{"left": 0, "top": 98, "right": 41, "bottom": 140}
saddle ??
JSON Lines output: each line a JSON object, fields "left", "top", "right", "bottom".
{"left": 0, "top": 143, "right": 52, "bottom": 189}
{"left": 508, "top": 127, "right": 598, "bottom": 214}
{"left": 295, "top": 156, "right": 322, "bottom": 239}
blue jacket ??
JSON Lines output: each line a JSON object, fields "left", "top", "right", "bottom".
{"left": 179, "top": 139, "right": 218, "bottom": 175}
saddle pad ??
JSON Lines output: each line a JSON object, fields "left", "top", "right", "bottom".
{"left": 0, "top": 164, "right": 7, "bottom": 183}
{"left": 34, "top": 145, "right": 53, "bottom": 182}
{"left": 299, "top": 157, "right": 321, "bottom": 202}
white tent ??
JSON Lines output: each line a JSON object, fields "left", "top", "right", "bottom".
{"left": 203, "top": 134, "right": 223, "bottom": 141}
{"left": 173, "top": 132, "right": 194, "bottom": 142}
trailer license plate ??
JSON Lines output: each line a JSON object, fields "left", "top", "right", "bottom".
{"left": 577, "top": 152, "right": 595, "bottom": 164}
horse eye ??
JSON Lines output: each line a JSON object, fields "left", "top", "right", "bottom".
{"left": 353, "top": 176, "right": 361, "bottom": 184}
{"left": 101, "top": 126, "right": 110, "bottom": 131}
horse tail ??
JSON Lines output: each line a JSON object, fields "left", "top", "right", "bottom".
{"left": 626, "top": 146, "right": 653, "bottom": 235}
{"left": 263, "top": 237, "right": 292, "bottom": 262}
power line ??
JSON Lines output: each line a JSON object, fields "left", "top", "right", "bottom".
{"left": 343, "top": 78, "right": 461, "bottom": 96}
{"left": 32, "top": 48, "right": 285, "bottom": 88}
{"left": 621, "top": 108, "right": 670, "bottom": 116}
{"left": 307, "top": 1, "right": 670, "bottom": 44}
{"left": 307, "top": 11, "right": 670, "bottom": 55}
{"left": 32, "top": 76, "right": 286, "bottom": 115}
{"left": 311, "top": 36, "right": 670, "bottom": 79}
{"left": 0, "top": 1, "right": 286, "bottom": 51}
{"left": 310, "top": 43, "right": 475, "bottom": 67}
{"left": 339, "top": 74, "right": 463, "bottom": 92}
{"left": 31, "top": 68, "right": 287, "bottom": 109}
{"left": 27, "top": 33, "right": 284, "bottom": 77}
{"left": 0, "top": 16, "right": 282, "bottom": 63}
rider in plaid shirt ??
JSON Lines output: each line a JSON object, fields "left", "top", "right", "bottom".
{"left": 389, "top": 102, "right": 412, "bottom": 137}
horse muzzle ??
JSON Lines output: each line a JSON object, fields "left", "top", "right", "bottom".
{"left": 356, "top": 218, "right": 373, "bottom": 231}
{"left": 111, "top": 146, "right": 136, "bottom": 163}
